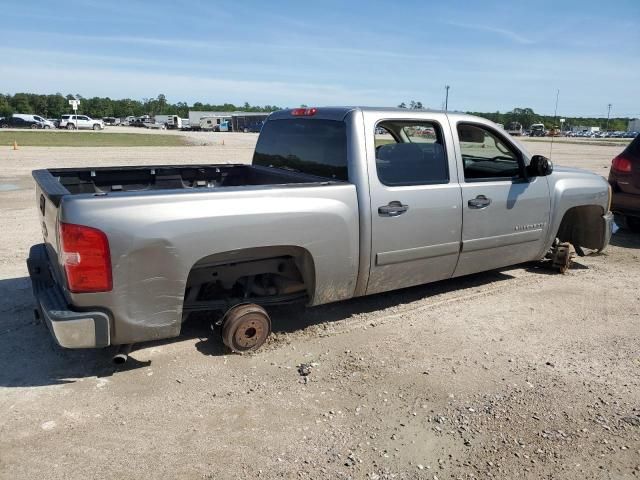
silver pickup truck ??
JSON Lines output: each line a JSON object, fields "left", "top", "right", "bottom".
{"left": 27, "top": 107, "right": 613, "bottom": 357}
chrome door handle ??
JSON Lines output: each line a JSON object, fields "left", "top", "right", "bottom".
{"left": 468, "top": 195, "right": 491, "bottom": 209}
{"left": 378, "top": 201, "right": 409, "bottom": 217}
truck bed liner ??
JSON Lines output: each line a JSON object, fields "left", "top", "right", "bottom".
{"left": 33, "top": 164, "right": 335, "bottom": 206}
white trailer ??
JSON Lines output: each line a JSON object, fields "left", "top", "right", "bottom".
{"left": 154, "top": 115, "right": 170, "bottom": 127}
{"left": 199, "top": 115, "right": 233, "bottom": 131}
{"left": 166, "top": 115, "right": 184, "bottom": 130}
{"left": 188, "top": 111, "right": 235, "bottom": 131}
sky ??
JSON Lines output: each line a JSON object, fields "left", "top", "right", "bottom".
{"left": 2, "top": 0, "right": 639, "bottom": 117}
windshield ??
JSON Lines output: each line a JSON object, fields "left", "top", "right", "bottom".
{"left": 253, "top": 119, "right": 348, "bottom": 180}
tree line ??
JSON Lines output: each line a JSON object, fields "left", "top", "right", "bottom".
{"left": 398, "top": 102, "right": 629, "bottom": 131}
{"left": 465, "top": 107, "right": 629, "bottom": 132}
{"left": 0, "top": 92, "right": 631, "bottom": 131}
{"left": 0, "top": 93, "right": 281, "bottom": 120}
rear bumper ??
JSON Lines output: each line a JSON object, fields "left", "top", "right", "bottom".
{"left": 611, "top": 191, "right": 640, "bottom": 218}
{"left": 27, "top": 244, "right": 110, "bottom": 349}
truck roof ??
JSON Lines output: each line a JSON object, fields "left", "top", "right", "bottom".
{"left": 268, "top": 107, "right": 485, "bottom": 123}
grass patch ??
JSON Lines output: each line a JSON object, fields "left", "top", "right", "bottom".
{"left": 0, "top": 131, "right": 188, "bottom": 147}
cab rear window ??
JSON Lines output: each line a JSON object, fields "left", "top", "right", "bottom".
{"left": 253, "top": 119, "right": 348, "bottom": 181}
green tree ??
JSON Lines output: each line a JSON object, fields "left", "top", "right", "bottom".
{"left": 11, "top": 93, "right": 32, "bottom": 113}
{"left": 0, "top": 94, "right": 12, "bottom": 117}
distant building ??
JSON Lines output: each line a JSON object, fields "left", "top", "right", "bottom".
{"left": 188, "top": 110, "right": 271, "bottom": 132}
{"left": 628, "top": 118, "right": 640, "bottom": 132}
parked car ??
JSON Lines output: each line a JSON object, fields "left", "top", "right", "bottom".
{"left": 24, "top": 114, "right": 55, "bottom": 129}
{"left": 130, "top": 117, "right": 149, "bottom": 127}
{"left": 2, "top": 114, "right": 53, "bottom": 129}
{"left": 529, "top": 123, "right": 546, "bottom": 137}
{"left": 609, "top": 134, "right": 640, "bottom": 232}
{"left": 47, "top": 118, "right": 60, "bottom": 129}
{"left": 27, "top": 107, "right": 613, "bottom": 358}
{"left": 243, "top": 121, "right": 264, "bottom": 133}
{"left": 59, "top": 114, "right": 105, "bottom": 130}
{"left": 103, "top": 117, "right": 120, "bottom": 126}
{"left": 0, "top": 115, "right": 43, "bottom": 129}
{"left": 143, "top": 121, "right": 166, "bottom": 130}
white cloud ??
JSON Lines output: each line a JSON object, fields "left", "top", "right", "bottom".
{"left": 0, "top": 63, "right": 412, "bottom": 107}
{"left": 445, "top": 21, "right": 534, "bottom": 45}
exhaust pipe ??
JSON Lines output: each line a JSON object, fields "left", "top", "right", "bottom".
{"left": 112, "top": 344, "right": 133, "bottom": 365}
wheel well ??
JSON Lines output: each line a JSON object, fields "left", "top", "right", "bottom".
{"left": 182, "top": 246, "right": 315, "bottom": 318}
{"left": 556, "top": 205, "right": 605, "bottom": 249}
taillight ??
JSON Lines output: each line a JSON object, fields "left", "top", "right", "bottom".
{"left": 291, "top": 107, "right": 317, "bottom": 116}
{"left": 611, "top": 155, "right": 632, "bottom": 173}
{"left": 59, "top": 223, "right": 112, "bottom": 293}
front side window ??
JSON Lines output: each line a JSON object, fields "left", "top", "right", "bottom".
{"left": 457, "top": 124, "right": 521, "bottom": 181}
{"left": 374, "top": 120, "right": 448, "bottom": 186}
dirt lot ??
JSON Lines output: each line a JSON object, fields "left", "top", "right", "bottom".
{"left": 0, "top": 136, "right": 638, "bottom": 479}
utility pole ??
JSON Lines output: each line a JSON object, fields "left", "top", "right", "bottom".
{"left": 606, "top": 103, "right": 612, "bottom": 131}
{"left": 444, "top": 85, "right": 450, "bottom": 111}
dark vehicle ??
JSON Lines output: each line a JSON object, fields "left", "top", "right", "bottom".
{"left": 0, "top": 116, "right": 42, "bottom": 129}
{"left": 609, "top": 134, "right": 640, "bottom": 232}
{"left": 243, "top": 122, "right": 264, "bottom": 133}
{"left": 506, "top": 121, "right": 523, "bottom": 136}
{"left": 103, "top": 117, "right": 119, "bottom": 126}
{"left": 529, "top": 123, "right": 546, "bottom": 137}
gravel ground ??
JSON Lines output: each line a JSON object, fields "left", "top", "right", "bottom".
{"left": 0, "top": 136, "right": 638, "bottom": 480}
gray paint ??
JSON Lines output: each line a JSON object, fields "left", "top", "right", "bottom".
{"left": 29, "top": 107, "right": 613, "bottom": 348}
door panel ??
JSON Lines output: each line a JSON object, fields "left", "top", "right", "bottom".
{"left": 452, "top": 122, "right": 551, "bottom": 277}
{"left": 364, "top": 115, "right": 462, "bottom": 295}
{"left": 367, "top": 183, "right": 463, "bottom": 294}
{"left": 454, "top": 178, "right": 550, "bottom": 276}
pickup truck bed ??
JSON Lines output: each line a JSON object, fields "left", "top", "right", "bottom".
{"left": 34, "top": 164, "right": 331, "bottom": 205}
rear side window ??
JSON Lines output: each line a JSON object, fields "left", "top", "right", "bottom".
{"left": 374, "top": 120, "right": 448, "bottom": 186}
{"left": 253, "top": 119, "right": 348, "bottom": 180}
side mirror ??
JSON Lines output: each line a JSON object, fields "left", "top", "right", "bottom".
{"left": 528, "top": 155, "right": 553, "bottom": 176}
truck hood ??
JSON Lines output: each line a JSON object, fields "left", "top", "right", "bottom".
{"left": 548, "top": 165, "right": 610, "bottom": 212}
{"left": 552, "top": 165, "right": 604, "bottom": 179}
